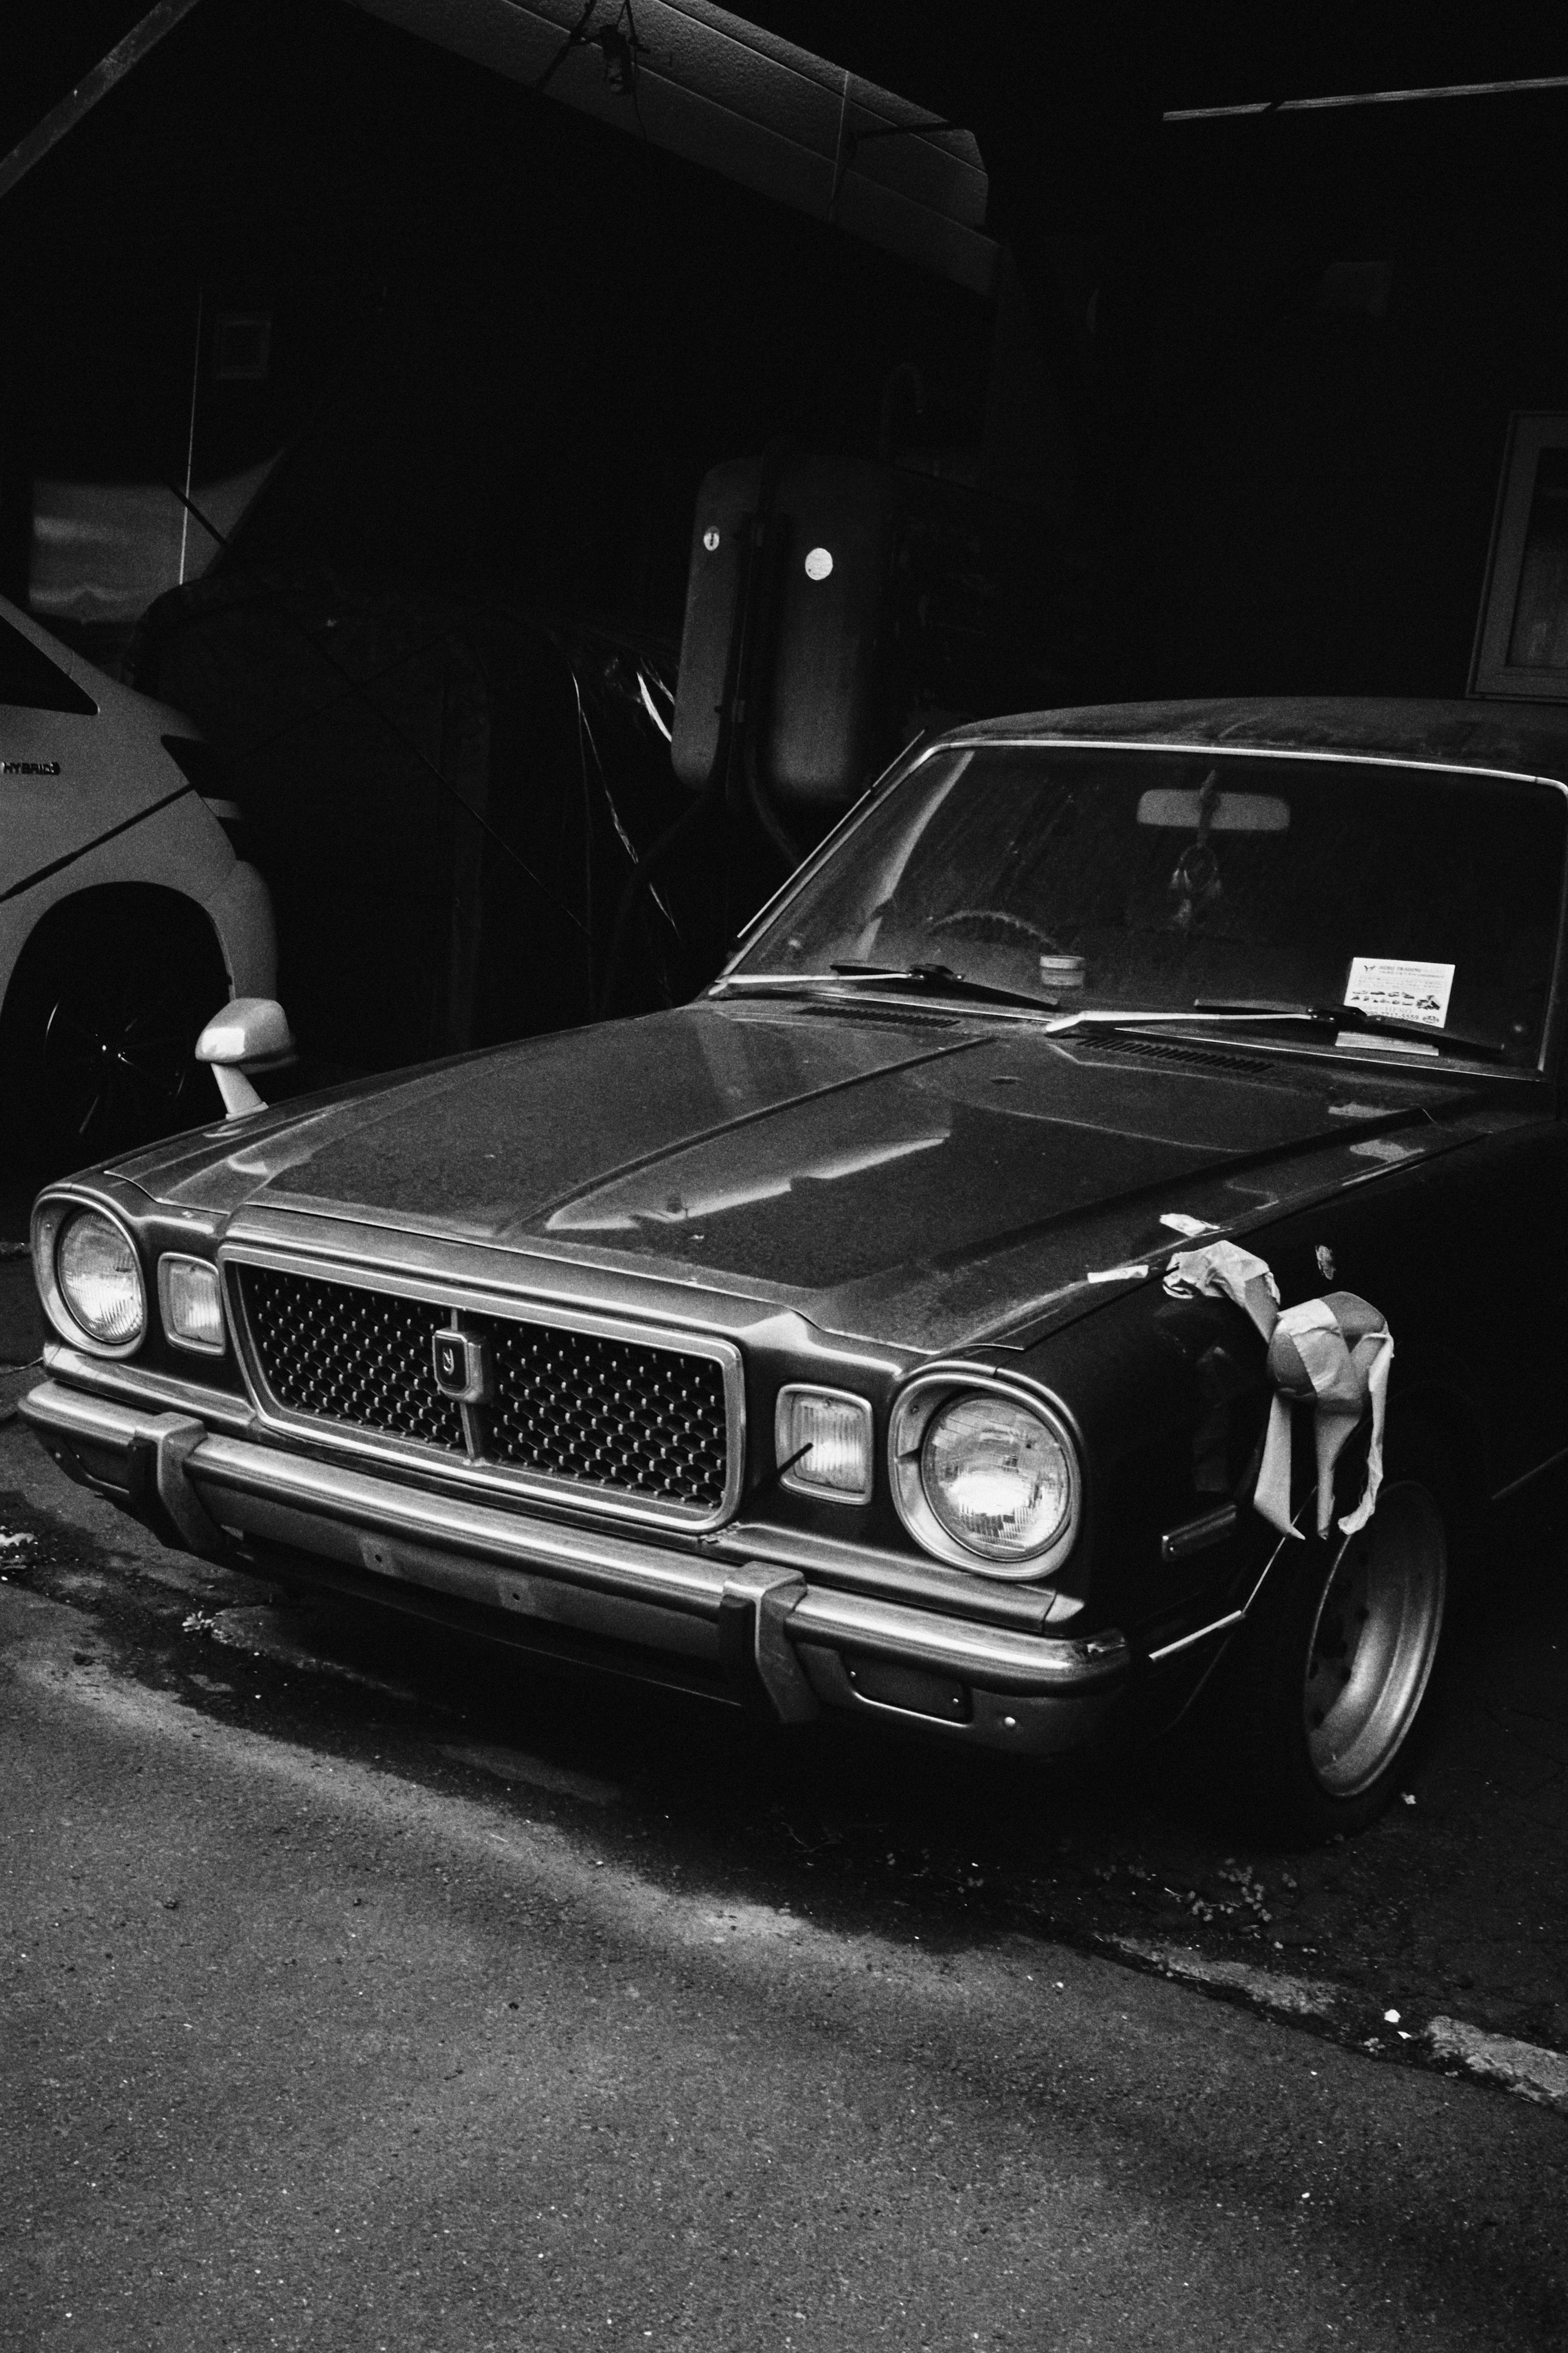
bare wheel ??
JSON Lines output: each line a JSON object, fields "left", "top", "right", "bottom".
{"left": 1301, "top": 1481, "right": 1446, "bottom": 1799}
{"left": 1209, "top": 1426, "right": 1452, "bottom": 1841}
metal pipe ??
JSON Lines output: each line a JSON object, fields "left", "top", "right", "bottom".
{"left": 0, "top": 0, "right": 209, "bottom": 206}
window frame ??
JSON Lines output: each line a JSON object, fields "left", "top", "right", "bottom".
{"left": 1470, "top": 411, "right": 1568, "bottom": 702}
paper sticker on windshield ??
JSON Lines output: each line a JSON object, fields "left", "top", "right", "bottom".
{"left": 1344, "top": 956, "right": 1454, "bottom": 1029}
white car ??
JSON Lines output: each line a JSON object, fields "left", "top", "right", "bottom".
{"left": 0, "top": 593, "right": 276, "bottom": 1172}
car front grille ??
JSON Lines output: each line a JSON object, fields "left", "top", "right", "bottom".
{"left": 242, "top": 1266, "right": 466, "bottom": 1453}
{"left": 486, "top": 1319, "right": 731, "bottom": 1508}
{"left": 236, "top": 1264, "right": 733, "bottom": 1516}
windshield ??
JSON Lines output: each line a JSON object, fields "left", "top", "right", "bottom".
{"left": 730, "top": 745, "right": 1567, "bottom": 1064}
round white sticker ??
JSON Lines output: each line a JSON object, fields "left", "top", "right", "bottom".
{"left": 702, "top": 527, "right": 720, "bottom": 552}
{"left": 804, "top": 546, "right": 833, "bottom": 581}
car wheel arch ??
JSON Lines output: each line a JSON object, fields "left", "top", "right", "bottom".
{"left": 0, "top": 882, "right": 234, "bottom": 1176}
{"left": 2, "top": 881, "right": 229, "bottom": 1023}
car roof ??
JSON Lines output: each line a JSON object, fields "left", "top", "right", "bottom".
{"left": 953, "top": 696, "right": 1568, "bottom": 783}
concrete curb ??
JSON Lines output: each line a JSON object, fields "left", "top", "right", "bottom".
{"left": 1109, "top": 1936, "right": 1340, "bottom": 2019}
{"left": 1426, "top": 2016, "right": 1568, "bottom": 2114}
{"left": 1107, "top": 1935, "right": 1568, "bottom": 2117}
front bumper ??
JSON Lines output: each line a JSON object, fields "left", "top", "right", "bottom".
{"left": 21, "top": 1377, "right": 1131, "bottom": 1757}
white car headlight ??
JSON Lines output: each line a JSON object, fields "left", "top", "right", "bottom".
{"left": 890, "top": 1372, "right": 1080, "bottom": 1577}
{"left": 158, "top": 1254, "right": 226, "bottom": 1354}
{"left": 35, "top": 1203, "right": 147, "bottom": 1353}
{"left": 775, "top": 1385, "right": 873, "bottom": 1502}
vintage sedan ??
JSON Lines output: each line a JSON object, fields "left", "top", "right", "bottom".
{"left": 21, "top": 698, "right": 1568, "bottom": 1838}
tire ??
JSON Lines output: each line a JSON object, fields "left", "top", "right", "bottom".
{"left": 1213, "top": 1425, "right": 1450, "bottom": 1843}
{"left": 0, "top": 895, "right": 229, "bottom": 1178}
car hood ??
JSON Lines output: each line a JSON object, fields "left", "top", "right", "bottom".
{"left": 116, "top": 999, "right": 1487, "bottom": 1353}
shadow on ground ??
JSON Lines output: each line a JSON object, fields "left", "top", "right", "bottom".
{"left": 2, "top": 1371, "right": 1564, "bottom": 2070}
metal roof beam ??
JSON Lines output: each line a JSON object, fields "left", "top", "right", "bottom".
{"left": 350, "top": 0, "right": 999, "bottom": 295}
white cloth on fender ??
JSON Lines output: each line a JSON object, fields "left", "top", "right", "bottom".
{"left": 1162, "top": 1240, "right": 1281, "bottom": 1339}
{"left": 1254, "top": 1297, "right": 1394, "bottom": 1541}
{"left": 1163, "top": 1242, "right": 1393, "bottom": 1541}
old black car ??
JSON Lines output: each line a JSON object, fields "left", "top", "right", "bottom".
{"left": 22, "top": 698, "right": 1568, "bottom": 1838}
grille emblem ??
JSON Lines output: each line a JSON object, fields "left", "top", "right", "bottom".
{"left": 432, "top": 1327, "right": 492, "bottom": 1405}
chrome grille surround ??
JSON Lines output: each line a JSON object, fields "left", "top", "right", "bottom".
{"left": 222, "top": 1246, "right": 745, "bottom": 1532}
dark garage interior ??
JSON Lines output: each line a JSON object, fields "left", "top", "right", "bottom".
{"left": 9, "top": 5, "right": 1568, "bottom": 1082}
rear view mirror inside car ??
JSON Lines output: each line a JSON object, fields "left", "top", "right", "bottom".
{"left": 1136, "top": 787, "right": 1290, "bottom": 832}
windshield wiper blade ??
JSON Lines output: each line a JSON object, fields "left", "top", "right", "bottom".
{"left": 1191, "top": 998, "right": 1507, "bottom": 1062}
{"left": 720, "top": 962, "right": 1054, "bottom": 1013}
{"left": 1041, "top": 999, "right": 1507, "bottom": 1060}
{"left": 825, "top": 961, "right": 1058, "bottom": 1012}
{"left": 717, "top": 964, "right": 1056, "bottom": 1012}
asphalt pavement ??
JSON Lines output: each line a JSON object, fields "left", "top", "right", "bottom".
{"left": 6, "top": 1566, "right": 1568, "bottom": 2353}
{"left": 4, "top": 1227, "right": 1568, "bottom": 2349}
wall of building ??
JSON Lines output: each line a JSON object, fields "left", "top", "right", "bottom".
{"left": 1050, "top": 91, "right": 1568, "bottom": 702}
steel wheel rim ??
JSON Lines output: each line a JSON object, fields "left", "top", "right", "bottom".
{"left": 1302, "top": 1479, "right": 1446, "bottom": 1798}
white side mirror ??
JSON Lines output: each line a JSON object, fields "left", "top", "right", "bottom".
{"left": 196, "top": 997, "right": 297, "bottom": 1119}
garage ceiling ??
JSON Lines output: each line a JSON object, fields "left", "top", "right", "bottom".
{"left": 348, "top": 0, "right": 997, "bottom": 294}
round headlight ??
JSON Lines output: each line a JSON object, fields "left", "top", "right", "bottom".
{"left": 55, "top": 1210, "right": 145, "bottom": 1347}
{"left": 889, "top": 1372, "right": 1081, "bottom": 1576}
{"left": 922, "top": 1394, "right": 1074, "bottom": 1562}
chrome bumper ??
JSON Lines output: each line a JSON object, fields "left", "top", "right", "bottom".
{"left": 21, "top": 1378, "right": 1130, "bottom": 1756}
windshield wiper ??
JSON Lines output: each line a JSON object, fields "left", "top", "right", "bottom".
{"left": 1191, "top": 998, "right": 1508, "bottom": 1062}
{"left": 826, "top": 961, "right": 1059, "bottom": 1012}
{"left": 1041, "top": 999, "right": 1507, "bottom": 1061}
{"left": 711, "top": 964, "right": 1056, "bottom": 1013}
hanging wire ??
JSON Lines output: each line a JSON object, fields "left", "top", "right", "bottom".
{"left": 571, "top": 665, "right": 677, "bottom": 932}
{"left": 635, "top": 667, "right": 671, "bottom": 739}
{"left": 570, "top": 668, "right": 596, "bottom": 1002}
{"left": 535, "top": 0, "right": 602, "bottom": 94}
{"left": 618, "top": 0, "right": 652, "bottom": 143}
{"left": 177, "top": 285, "right": 204, "bottom": 587}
